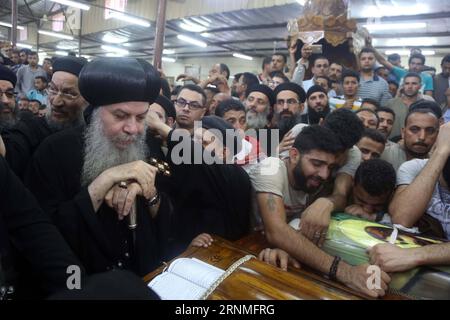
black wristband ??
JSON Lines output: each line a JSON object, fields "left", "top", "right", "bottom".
{"left": 328, "top": 256, "right": 341, "bottom": 281}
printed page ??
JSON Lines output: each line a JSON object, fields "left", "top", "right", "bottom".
{"left": 148, "top": 272, "right": 206, "bottom": 300}
{"left": 168, "top": 258, "right": 225, "bottom": 289}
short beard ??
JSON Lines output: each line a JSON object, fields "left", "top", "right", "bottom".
{"left": 80, "top": 108, "right": 148, "bottom": 186}
{"left": 46, "top": 109, "right": 85, "bottom": 131}
{"left": 293, "top": 158, "right": 324, "bottom": 193}
{"left": 246, "top": 107, "right": 270, "bottom": 129}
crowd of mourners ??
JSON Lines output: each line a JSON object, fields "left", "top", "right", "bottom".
{"left": 0, "top": 38, "right": 449, "bottom": 299}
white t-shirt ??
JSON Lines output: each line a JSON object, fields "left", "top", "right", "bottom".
{"left": 249, "top": 157, "right": 322, "bottom": 227}
{"left": 397, "top": 159, "right": 450, "bottom": 239}
{"left": 280, "top": 123, "right": 361, "bottom": 178}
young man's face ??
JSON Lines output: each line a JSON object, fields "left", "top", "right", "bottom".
{"left": 403, "top": 76, "right": 421, "bottom": 98}
{"left": 34, "top": 78, "right": 46, "bottom": 91}
{"left": 342, "top": 76, "right": 359, "bottom": 97}
{"left": 222, "top": 109, "right": 246, "bottom": 131}
{"left": 441, "top": 61, "right": 450, "bottom": 78}
{"left": 328, "top": 63, "right": 342, "bottom": 81}
{"left": 388, "top": 83, "right": 398, "bottom": 97}
{"left": 28, "top": 54, "right": 38, "bottom": 67}
{"left": 360, "top": 52, "right": 376, "bottom": 72}
{"left": 409, "top": 58, "right": 424, "bottom": 73}
{"left": 11, "top": 52, "right": 20, "bottom": 64}
{"left": 19, "top": 51, "right": 28, "bottom": 64}
{"left": 402, "top": 112, "right": 439, "bottom": 157}
{"left": 315, "top": 78, "right": 329, "bottom": 92}
{"left": 376, "top": 68, "right": 389, "bottom": 81}
{"left": 307, "top": 91, "right": 328, "bottom": 112}
{"left": 290, "top": 149, "right": 337, "bottom": 193}
{"left": 357, "top": 137, "right": 385, "bottom": 161}
{"left": 353, "top": 184, "right": 390, "bottom": 214}
{"left": 377, "top": 111, "right": 394, "bottom": 138}
{"left": 271, "top": 55, "right": 285, "bottom": 72}
{"left": 175, "top": 89, "right": 206, "bottom": 130}
{"left": 357, "top": 110, "right": 378, "bottom": 129}
{"left": 312, "top": 59, "right": 329, "bottom": 78}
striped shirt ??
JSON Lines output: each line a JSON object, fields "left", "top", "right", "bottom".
{"left": 358, "top": 74, "right": 392, "bottom": 107}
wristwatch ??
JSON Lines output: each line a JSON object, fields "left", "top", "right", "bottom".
{"left": 148, "top": 191, "right": 160, "bottom": 207}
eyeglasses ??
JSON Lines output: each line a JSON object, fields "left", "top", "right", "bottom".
{"left": 0, "top": 89, "right": 16, "bottom": 99}
{"left": 47, "top": 87, "right": 79, "bottom": 100}
{"left": 175, "top": 98, "right": 204, "bottom": 110}
{"left": 276, "top": 98, "right": 299, "bottom": 106}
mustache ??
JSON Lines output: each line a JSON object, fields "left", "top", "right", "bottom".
{"left": 413, "top": 142, "right": 428, "bottom": 147}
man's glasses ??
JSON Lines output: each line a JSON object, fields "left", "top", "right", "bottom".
{"left": 0, "top": 89, "right": 16, "bottom": 99}
{"left": 175, "top": 98, "right": 204, "bottom": 110}
{"left": 276, "top": 98, "right": 299, "bottom": 106}
{"left": 47, "top": 87, "right": 79, "bottom": 100}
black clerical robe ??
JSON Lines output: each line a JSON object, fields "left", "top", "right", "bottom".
{"left": 165, "top": 130, "right": 252, "bottom": 256}
{"left": 2, "top": 116, "right": 54, "bottom": 179}
{"left": 25, "top": 127, "right": 170, "bottom": 277}
{"left": 0, "top": 156, "right": 83, "bottom": 297}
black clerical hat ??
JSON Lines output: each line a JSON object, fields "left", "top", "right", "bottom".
{"left": 52, "top": 56, "right": 88, "bottom": 77}
{"left": 0, "top": 64, "right": 17, "bottom": 86}
{"left": 78, "top": 57, "right": 161, "bottom": 107}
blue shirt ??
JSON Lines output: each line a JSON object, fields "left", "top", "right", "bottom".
{"left": 27, "top": 89, "right": 48, "bottom": 106}
{"left": 391, "top": 66, "right": 434, "bottom": 93}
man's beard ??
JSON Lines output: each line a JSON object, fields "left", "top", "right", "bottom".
{"left": 246, "top": 107, "right": 270, "bottom": 129}
{"left": 276, "top": 110, "right": 303, "bottom": 140}
{"left": 0, "top": 102, "right": 17, "bottom": 128}
{"left": 81, "top": 108, "right": 148, "bottom": 186}
{"left": 46, "top": 108, "right": 85, "bottom": 131}
{"left": 307, "top": 104, "right": 330, "bottom": 124}
{"left": 293, "top": 159, "right": 325, "bottom": 193}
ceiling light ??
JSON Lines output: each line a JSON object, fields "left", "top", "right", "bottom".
{"left": 102, "top": 32, "right": 128, "bottom": 44}
{"left": 177, "top": 34, "right": 207, "bottom": 47}
{"left": 0, "top": 21, "right": 25, "bottom": 30}
{"left": 16, "top": 43, "right": 32, "bottom": 49}
{"left": 163, "top": 49, "right": 175, "bottom": 55}
{"left": 56, "top": 42, "right": 77, "bottom": 50}
{"left": 101, "top": 45, "right": 129, "bottom": 55}
{"left": 50, "top": 0, "right": 90, "bottom": 11}
{"left": 384, "top": 37, "right": 437, "bottom": 47}
{"left": 384, "top": 49, "right": 435, "bottom": 56}
{"left": 108, "top": 12, "right": 150, "bottom": 27}
{"left": 179, "top": 20, "right": 206, "bottom": 33}
{"left": 364, "top": 22, "right": 426, "bottom": 32}
{"left": 38, "top": 30, "right": 74, "bottom": 40}
{"left": 233, "top": 53, "right": 253, "bottom": 61}
{"left": 55, "top": 50, "right": 68, "bottom": 56}
{"left": 200, "top": 32, "right": 213, "bottom": 38}
{"left": 105, "top": 52, "right": 127, "bottom": 57}
{"left": 122, "top": 43, "right": 132, "bottom": 47}
{"left": 191, "top": 17, "right": 210, "bottom": 28}
{"left": 162, "top": 57, "right": 176, "bottom": 63}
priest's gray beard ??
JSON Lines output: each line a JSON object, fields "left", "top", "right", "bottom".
{"left": 81, "top": 108, "right": 148, "bottom": 186}
{"left": 246, "top": 107, "right": 270, "bottom": 129}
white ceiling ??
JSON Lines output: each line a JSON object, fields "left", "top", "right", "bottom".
{"left": 0, "top": 0, "right": 449, "bottom": 60}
